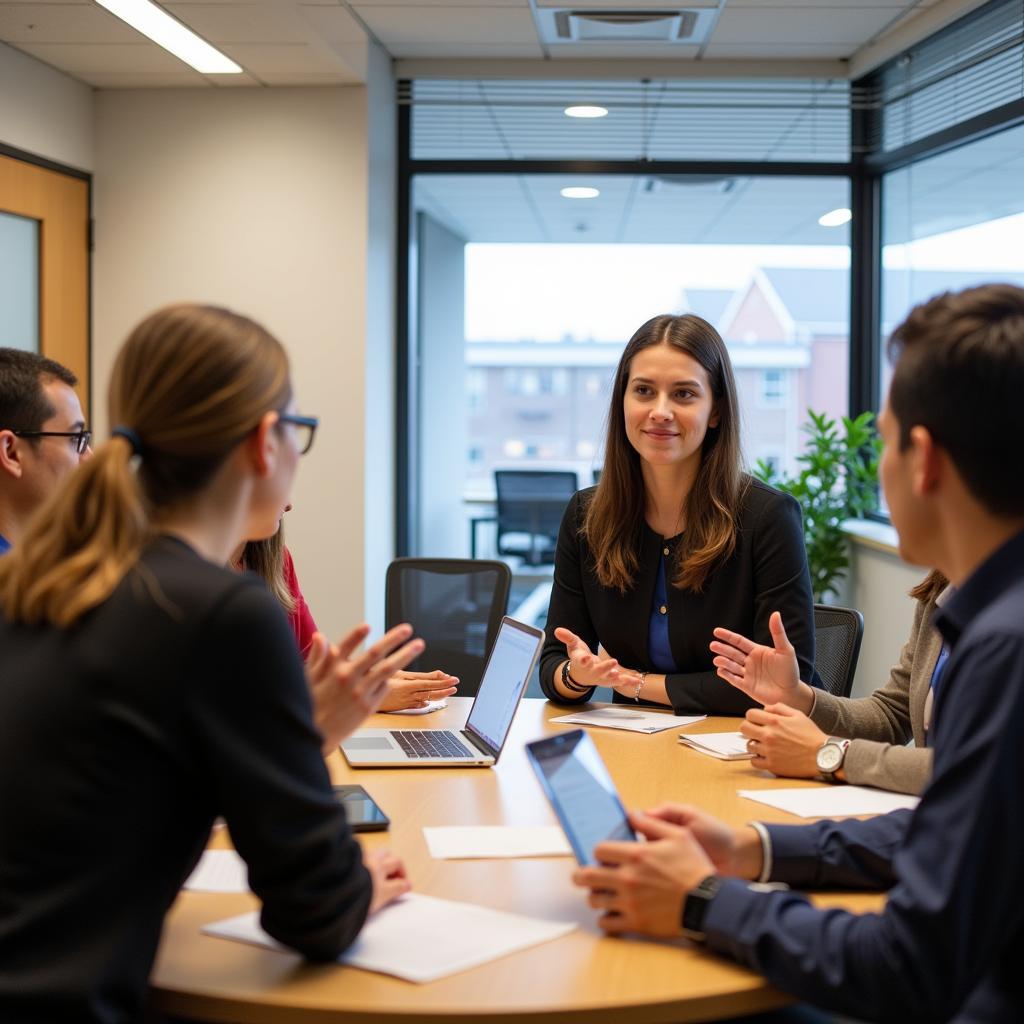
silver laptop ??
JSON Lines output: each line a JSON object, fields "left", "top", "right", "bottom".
{"left": 340, "top": 616, "right": 544, "bottom": 768}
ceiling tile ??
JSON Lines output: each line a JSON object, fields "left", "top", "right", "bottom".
{"left": 256, "top": 68, "right": 362, "bottom": 83}
{"left": 0, "top": 4, "right": 140, "bottom": 43}
{"left": 78, "top": 71, "right": 212, "bottom": 86}
{"left": 298, "top": 6, "right": 367, "bottom": 45}
{"left": 535, "top": 0, "right": 716, "bottom": 6}
{"left": 703, "top": 42, "right": 857, "bottom": 57}
{"left": 14, "top": 40, "right": 192, "bottom": 72}
{"left": 164, "top": 3, "right": 311, "bottom": 44}
{"left": 352, "top": 0, "right": 528, "bottom": 6}
{"left": 218, "top": 40, "right": 349, "bottom": 72}
{"left": 388, "top": 39, "right": 543, "bottom": 56}
{"left": 711, "top": 6, "right": 906, "bottom": 45}
{"left": 353, "top": 5, "right": 537, "bottom": 44}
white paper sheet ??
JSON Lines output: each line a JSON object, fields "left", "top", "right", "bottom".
{"left": 202, "top": 893, "right": 576, "bottom": 983}
{"left": 678, "top": 732, "right": 753, "bottom": 760}
{"left": 739, "top": 786, "right": 920, "bottom": 819}
{"left": 551, "top": 707, "right": 705, "bottom": 734}
{"left": 381, "top": 699, "right": 448, "bottom": 716}
{"left": 423, "top": 825, "right": 571, "bottom": 859}
{"left": 183, "top": 849, "right": 249, "bottom": 893}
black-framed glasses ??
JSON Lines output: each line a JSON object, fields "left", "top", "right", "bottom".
{"left": 13, "top": 429, "right": 92, "bottom": 455}
{"left": 277, "top": 413, "right": 319, "bottom": 456}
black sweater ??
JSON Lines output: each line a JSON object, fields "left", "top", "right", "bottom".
{"left": 0, "top": 537, "right": 371, "bottom": 1024}
{"left": 539, "top": 479, "right": 815, "bottom": 716}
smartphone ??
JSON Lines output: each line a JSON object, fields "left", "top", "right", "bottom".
{"left": 525, "top": 729, "right": 636, "bottom": 865}
{"left": 333, "top": 784, "right": 390, "bottom": 832}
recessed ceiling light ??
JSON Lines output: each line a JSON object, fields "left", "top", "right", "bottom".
{"left": 564, "top": 105, "right": 608, "bottom": 119}
{"left": 818, "top": 207, "right": 852, "bottom": 227}
{"left": 94, "top": 0, "right": 243, "bottom": 74}
{"left": 561, "top": 187, "right": 600, "bottom": 199}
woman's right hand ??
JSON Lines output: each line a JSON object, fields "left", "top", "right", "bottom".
{"left": 305, "top": 623, "right": 425, "bottom": 753}
{"left": 553, "top": 626, "right": 621, "bottom": 690}
{"left": 365, "top": 849, "right": 411, "bottom": 914}
{"left": 709, "top": 612, "right": 813, "bottom": 714}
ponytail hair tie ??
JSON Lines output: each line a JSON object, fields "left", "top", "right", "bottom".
{"left": 111, "top": 426, "right": 144, "bottom": 456}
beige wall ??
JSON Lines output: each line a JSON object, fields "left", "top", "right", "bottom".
{"left": 92, "top": 83, "right": 391, "bottom": 636}
{"left": 0, "top": 42, "right": 94, "bottom": 171}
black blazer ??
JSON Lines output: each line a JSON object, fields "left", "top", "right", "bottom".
{"left": 539, "top": 478, "right": 815, "bottom": 716}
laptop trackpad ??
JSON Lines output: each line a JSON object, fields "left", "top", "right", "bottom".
{"left": 345, "top": 736, "right": 395, "bottom": 750}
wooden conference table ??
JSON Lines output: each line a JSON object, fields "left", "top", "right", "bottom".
{"left": 151, "top": 698, "right": 885, "bottom": 1023}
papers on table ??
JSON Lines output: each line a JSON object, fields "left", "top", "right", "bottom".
{"left": 203, "top": 893, "right": 575, "bottom": 983}
{"left": 183, "top": 849, "right": 248, "bottom": 893}
{"left": 678, "top": 731, "right": 752, "bottom": 761}
{"left": 551, "top": 707, "right": 705, "bottom": 734}
{"left": 424, "top": 825, "right": 571, "bottom": 860}
{"left": 739, "top": 785, "right": 920, "bottom": 819}
{"left": 382, "top": 699, "right": 448, "bottom": 716}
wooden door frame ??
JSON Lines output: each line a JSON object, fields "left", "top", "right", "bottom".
{"left": 0, "top": 142, "right": 92, "bottom": 418}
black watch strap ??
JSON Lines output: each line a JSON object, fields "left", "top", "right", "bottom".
{"left": 681, "top": 874, "right": 721, "bottom": 941}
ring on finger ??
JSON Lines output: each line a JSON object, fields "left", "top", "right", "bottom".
{"left": 747, "top": 738, "right": 758, "bottom": 753}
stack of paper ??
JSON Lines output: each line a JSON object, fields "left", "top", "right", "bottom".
{"left": 739, "top": 786, "right": 920, "bottom": 819}
{"left": 183, "top": 849, "right": 249, "bottom": 893}
{"left": 203, "top": 893, "right": 576, "bottom": 982}
{"left": 678, "top": 731, "right": 752, "bottom": 760}
{"left": 551, "top": 707, "right": 705, "bottom": 734}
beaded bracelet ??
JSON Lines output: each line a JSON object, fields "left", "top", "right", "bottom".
{"left": 634, "top": 671, "right": 648, "bottom": 702}
{"left": 561, "top": 659, "right": 591, "bottom": 693}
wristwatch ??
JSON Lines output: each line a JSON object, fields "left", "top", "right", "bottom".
{"left": 815, "top": 737, "right": 851, "bottom": 781}
{"left": 681, "top": 874, "right": 721, "bottom": 942}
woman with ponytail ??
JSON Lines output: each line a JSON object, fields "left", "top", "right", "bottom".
{"left": 540, "top": 313, "right": 816, "bottom": 716}
{"left": 0, "top": 304, "right": 420, "bottom": 1023}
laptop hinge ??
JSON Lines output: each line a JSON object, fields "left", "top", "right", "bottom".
{"left": 462, "top": 729, "right": 495, "bottom": 758}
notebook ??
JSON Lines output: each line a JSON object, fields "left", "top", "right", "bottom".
{"left": 340, "top": 616, "right": 544, "bottom": 767}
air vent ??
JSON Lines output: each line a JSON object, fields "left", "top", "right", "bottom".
{"left": 538, "top": 8, "right": 715, "bottom": 45}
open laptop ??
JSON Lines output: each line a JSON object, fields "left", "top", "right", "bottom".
{"left": 340, "top": 616, "right": 544, "bottom": 768}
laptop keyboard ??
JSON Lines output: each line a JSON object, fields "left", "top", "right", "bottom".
{"left": 392, "top": 730, "right": 475, "bottom": 759}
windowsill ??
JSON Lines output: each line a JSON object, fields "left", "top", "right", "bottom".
{"left": 842, "top": 518, "right": 900, "bottom": 557}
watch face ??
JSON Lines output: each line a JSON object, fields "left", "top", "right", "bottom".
{"left": 817, "top": 743, "right": 844, "bottom": 773}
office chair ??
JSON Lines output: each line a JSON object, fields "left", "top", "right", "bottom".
{"left": 385, "top": 558, "right": 512, "bottom": 698}
{"left": 493, "top": 469, "right": 578, "bottom": 567}
{"left": 812, "top": 604, "right": 865, "bottom": 699}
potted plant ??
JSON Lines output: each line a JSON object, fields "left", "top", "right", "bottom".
{"left": 753, "top": 410, "right": 881, "bottom": 602}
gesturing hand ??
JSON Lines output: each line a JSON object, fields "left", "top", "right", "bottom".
{"left": 305, "top": 622, "right": 425, "bottom": 753}
{"left": 554, "top": 626, "right": 621, "bottom": 690}
{"left": 379, "top": 669, "right": 459, "bottom": 712}
{"left": 709, "top": 612, "right": 812, "bottom": 713}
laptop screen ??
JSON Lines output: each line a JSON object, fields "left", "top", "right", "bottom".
{"left": 465, "top": 618, "right": 543, "bottom": 755}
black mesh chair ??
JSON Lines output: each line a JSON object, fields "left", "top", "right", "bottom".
{"left": 494, "top": 469, "right": 578, "bottom": 567}
{"left": 385, "top": 558, "right": 512, "bottom": 698}
{"left": 812, "top": 604, "right": 865, "bottom": 699}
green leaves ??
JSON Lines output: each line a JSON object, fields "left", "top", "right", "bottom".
{"left": 753, "top": 410, "right": 881, "bottom": 602}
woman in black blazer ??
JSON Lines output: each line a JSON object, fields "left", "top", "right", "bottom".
{"left": 540, "top": 313, "right": 815, "bottom": 717}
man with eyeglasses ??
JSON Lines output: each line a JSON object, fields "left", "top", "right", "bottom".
{"left": 0, "top": 348, "right": 91, "bottom": 553}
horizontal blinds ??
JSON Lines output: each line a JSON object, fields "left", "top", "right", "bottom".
{"left": 404, "top": 79, "right": 854, "bottom": 163}
{"left": 872, "top": 0, "right": 1024, "bottom": 152}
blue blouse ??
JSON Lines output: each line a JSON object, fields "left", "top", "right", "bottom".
{"left": 647, "top": 548, "right": 679, "bottom": 674}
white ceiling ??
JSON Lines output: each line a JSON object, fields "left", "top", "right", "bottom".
{"left": 0, "top": 0, "right": 980, "bottom": 89}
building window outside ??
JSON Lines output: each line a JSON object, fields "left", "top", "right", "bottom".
{"left": 760, "top": 369, "right": 788, "bottom": 407}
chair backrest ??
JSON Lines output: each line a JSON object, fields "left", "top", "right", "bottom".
{"left": 384, "top": 558, "right": 512, "bottom": 698}
{"left": 493, "top": 470, "right": 578, "bottom": 564}
{"left": 812, "top": 604, "right": 865, "bottom": 699}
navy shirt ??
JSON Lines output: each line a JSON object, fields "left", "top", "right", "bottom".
{"left": 647, "top": 552, "right": 678, "bottom": 674}
{"left": 701, "top": 529, "right": 1024, "bottom": 1021}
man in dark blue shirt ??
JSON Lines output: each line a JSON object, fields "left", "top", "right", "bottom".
{"left": 0, "top": 348, "right": 91, "bottom": 551}
{"left": 573, "top": 284, "right": 1024, "bottom": 1022}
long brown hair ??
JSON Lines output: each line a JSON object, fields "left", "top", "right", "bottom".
{"left": 0, "top": 304, "right": 291, "bottom": 627}
{"left": 239, "top": 528, "right": 295, "bottom": 614}
{"left": 584, "top": 313, "right": 745, "bottom": 593}
{"left": 909, "top": 568, "right": 949, "bottom": 605}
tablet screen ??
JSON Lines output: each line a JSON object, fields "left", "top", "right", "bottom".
{"left": 526, "top": 729, "right": 635, "bottom": 865}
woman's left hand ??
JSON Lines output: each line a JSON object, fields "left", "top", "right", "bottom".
{"left": 379, "top": 669, "right": 459, "bottom": 712}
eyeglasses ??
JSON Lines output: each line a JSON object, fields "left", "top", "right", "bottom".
{"left": 277, "top": 413, "right": 319, "bottom": 456}
{"left": 13, "top": 429, "right": 92, "bottom": 455}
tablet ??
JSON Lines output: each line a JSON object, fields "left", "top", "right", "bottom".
{"left": 525, "top": 729, "right": 636, "bottom": 865}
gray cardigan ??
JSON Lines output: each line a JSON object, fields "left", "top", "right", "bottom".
{"left": 807, "top": 590, "right": 945, "bottom": 795}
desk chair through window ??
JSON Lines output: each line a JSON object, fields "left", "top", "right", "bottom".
{"left": 812, "top": 604, "right": 865, "bottom": 699}
{"left": 494, "top": 470, "right": 577, "bottom": 567}
{"left": 385, "top": 558, "right": 512, "bottom": 698}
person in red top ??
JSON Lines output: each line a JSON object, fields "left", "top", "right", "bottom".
{"left": 236, "top": 519, "right": 458, "bottom": 712}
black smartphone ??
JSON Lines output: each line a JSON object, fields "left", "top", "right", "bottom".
{"left": 333, "top": 784, "right": 391, "bottom": 832}
{"left": 525, "top": 729, "right": 636, "bottom": 865}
